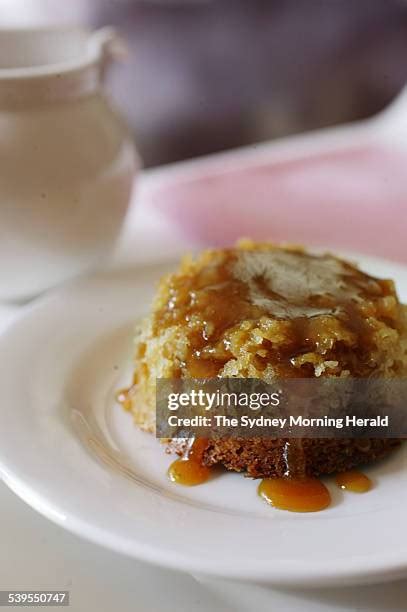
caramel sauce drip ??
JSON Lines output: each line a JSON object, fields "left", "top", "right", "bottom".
{"left": 258, "top": 476, "right": 331, "bottom": 512}
{"left": 282, "top": 439, "right": 306, "bottom": 479}
{"left": 116, "top": 388, "right": 132, "bottom": 411}
{"left": 335, "top": 470, "right": 372, "bottom": 493}
{"left": 168, "top": 439, "right": 211, "bottom": 486}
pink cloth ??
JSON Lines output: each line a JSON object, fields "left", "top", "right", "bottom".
{"left": 148, "top": 144, "right": 407, "bottom": 263}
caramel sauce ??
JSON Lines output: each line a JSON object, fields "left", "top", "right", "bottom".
{"left": 167, "top": 444, "right": 371, "bottom": 509}
{"left": 153, "top": 247, "right": 399, "bottom": 380}
{"left": 282, "top": 439, "right": 306, "bottom": 478}
{"left": 258, "top": 476, "right": 331, "bottom": 512}
{"left": 168, "top": 438, "right": 211, "bottom": 486}
{"left": 115, "top": 388, "right": 132, "bottom": 411}
{"left": 335, "top": 470, "right": 372, "bottom": 493}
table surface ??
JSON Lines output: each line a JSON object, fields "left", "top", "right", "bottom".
{"left": 1, "top": 172, "right": 407, "bottom": 612}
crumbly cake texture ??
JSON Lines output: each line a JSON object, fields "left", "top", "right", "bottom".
{"left": 125, "top": 241, "right": 407, "bottom": 477}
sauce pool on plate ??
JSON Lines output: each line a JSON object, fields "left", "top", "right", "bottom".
{"left": 335, "top": 470, "right": 372, "bottom": 493}
{"left": 258, "top": 477, "right": 331, "bottom": 513}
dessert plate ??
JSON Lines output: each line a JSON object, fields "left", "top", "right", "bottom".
{"left": 1, "top": 255, "right": 407, "bottom": 587}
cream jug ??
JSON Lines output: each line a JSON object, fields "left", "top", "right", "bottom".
{"left": 0, "top": 27, "right": 138, "bottom": 301}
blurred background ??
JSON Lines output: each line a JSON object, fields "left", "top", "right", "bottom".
{"left": 2, "top": 0, "right": 407, "bottom": 167}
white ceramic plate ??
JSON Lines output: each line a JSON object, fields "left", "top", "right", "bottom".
{"left": 1, "top": 255, "right": 407, "bottom": 587}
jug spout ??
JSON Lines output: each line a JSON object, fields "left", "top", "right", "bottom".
{"left": 89, "top": 27, "right": 128, "bottom": 81}
{"left": 0, "top": 27, "right": 129, "bottom": 105}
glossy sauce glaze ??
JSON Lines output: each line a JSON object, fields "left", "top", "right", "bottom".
{"left": 335, "top": 470, "right": 372, "bottom": 493}
{"left": 152, "top": 246, "right": 399, "bottom": 381}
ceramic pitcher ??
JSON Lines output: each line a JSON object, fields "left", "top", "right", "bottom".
{"left": 0, "top": 27, "right": 138, "bottom": 301}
